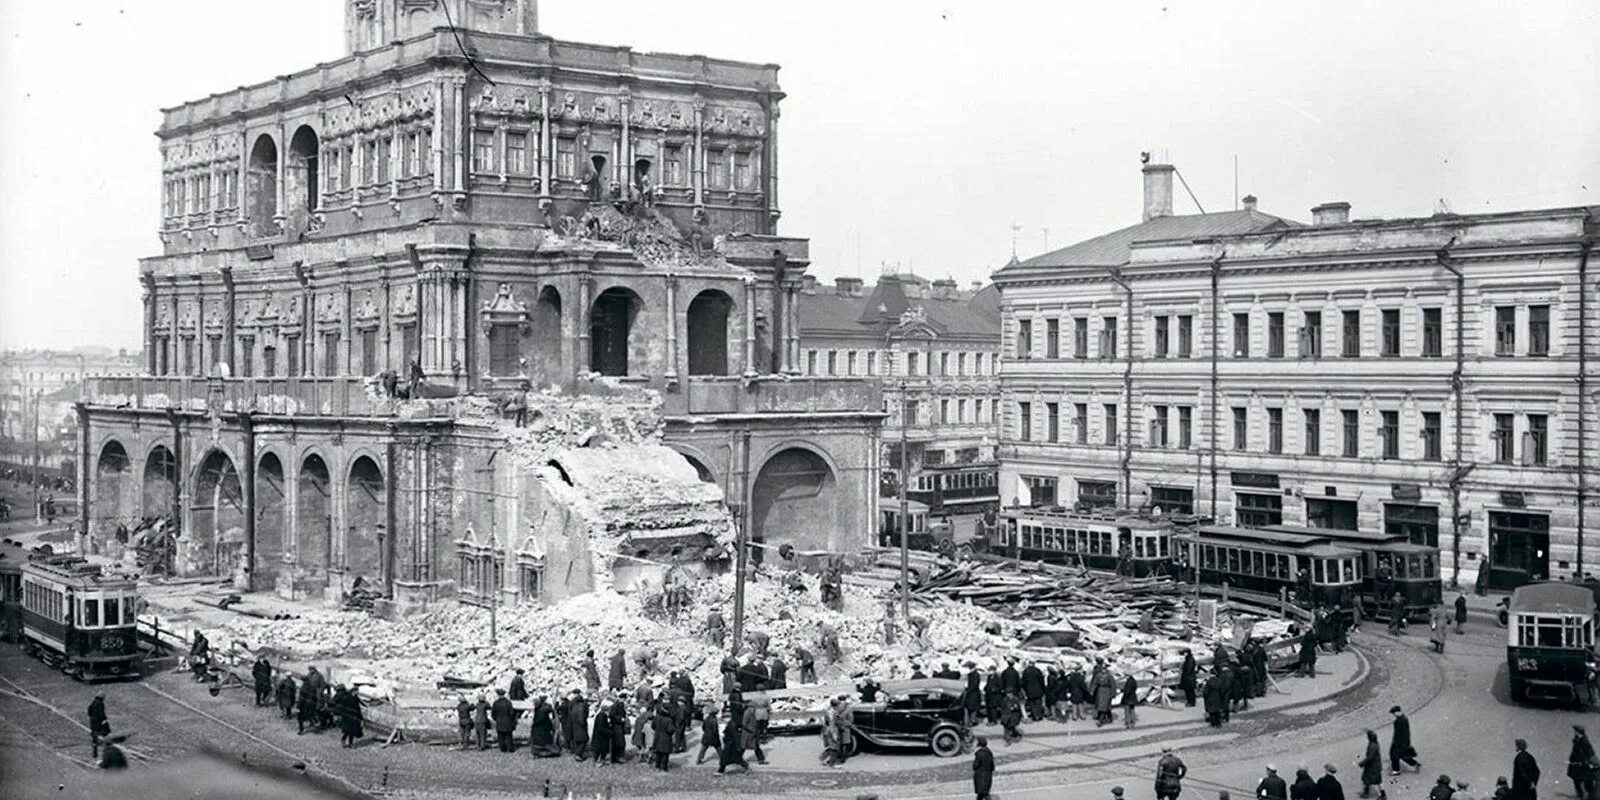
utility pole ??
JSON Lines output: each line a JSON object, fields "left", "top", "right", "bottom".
{"left": 898, "top": 374, "right": 910, "bottom": 622}
{"left": 732, "top": 427, "right": 752, "bottom": 654}
{"left": 30, "top": 390, "right": 41, "bottom": 522}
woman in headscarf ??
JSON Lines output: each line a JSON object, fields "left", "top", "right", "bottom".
{"left": 1359, "top": 729, "right": 1384, "bottom": 798}
{"left": 529, "top": 695, "right": 560, "bottom": 758}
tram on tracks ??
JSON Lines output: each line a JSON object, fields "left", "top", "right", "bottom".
{"left": 1175, "top": 524, "right": 1366, "bottom": 610}
{"left": 16, "top": 553, "right": 142, "bottom": 680}
{"left": 995, "top": 506, "right": 1198, "bottom": 577}
{"left": 1281, "top": 526, "right": 1442, "bottom": 620}
{"left": 0, "top": 539, "right": 27, "bottom": 642}
{"left": 904, "top": 464, "right": 999, "bottom": 516}
{"left": 1506, "top": 581, "right": 1596, "bottom": 705}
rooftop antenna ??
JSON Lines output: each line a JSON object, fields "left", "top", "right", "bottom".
{"left": 1010, "top": 223, "right": 1022, "bottom": 259}
{"left": 1233, "top": 155, "right": 1239, "bottom": 211}
{"left": 1042, "top": 227, "right": 1050, "bottom": 252}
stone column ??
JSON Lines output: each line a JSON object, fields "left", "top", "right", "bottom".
{"left": 664, "top": 274, "right": 679, "bottom": 383}
{"left": 743, "top": 276, "right": 758, "bottom": 378}
{"left": 619, "top": 89, "right": 632, "bottom": 200}
{"left": 537, "top": 81, "right": 552, "bottom": 202}
{"left": 195, "top": 279, "right": 207, "bottom": 375}
{"left": 452, "top": 78, "right": 467, "bottom": 194}
{"left": 221, "top": 267, "right": 236, "bottom": 375}
{"left": 766, "top": 99, "right": 780, "bottom": 232}
{"left": 784, "top": 284, "right": 802, "bottom": 375}
{"left": 380, "top": 277, "right": 392, "bottom": 371}
{"left": 273, "top": 125, "right": 287, "bottom": 231}
{"left": 691, "top": 96, "right": 705, "bottom": 208}
{"left": 342, "top": 279, "right": 354, "bottom": 376}
{"left": 576, "top": 275, "right": 593, "bottom": 374}
{"left": 432, "top": 79, "right": 446, "bottom": 193}
{"left": 169, "top": 290, "right": 180, "bottom": 374}
{"left": 142, "top": 276, "right": 157, "bottom": 374}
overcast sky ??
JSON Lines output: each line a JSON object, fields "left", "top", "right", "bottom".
{"left": 1, "top": 0, "right": 1596, "bottom": 350}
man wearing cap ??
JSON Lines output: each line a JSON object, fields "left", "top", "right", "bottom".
{"left": 1319, "top": 764, "right": 1346, "bottom": 800}
{"left": 973, "top": 735, "right": 995, "bottom": 800}
{"left": 492, "top": 688, "right": 516, "bottom": 752}
{"left": 87, "top": 692, "right": 110, "bottom": 759}
{"left": 1450, "top": 779, "right": 1475, "bottom": 800}
{"left": 1258, "top": 764, "right": 1289, "bottom": 800}
{"left": 1389, "top": 705, "right": 1421, "bottom": 774}
{"left": 1156, "top": 746, "right": 1187, "bottom": 800}
{"left": 1570, "top": 726, "right": 1597, "bottom": 800}
{"left": 1430, "top": 774, "right": 1457, "bottom": 800}
{"left": 1511, "top": 738, "right": 1540, "bottom": 800}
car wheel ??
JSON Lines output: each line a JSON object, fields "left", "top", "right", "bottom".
{"left": 930, "top": 726, "right": 963, "bottom": 758}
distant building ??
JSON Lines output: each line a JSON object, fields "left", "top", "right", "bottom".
{"left": 797, "top": 273, "right": 1002, "bottom": 517}
{"left": 994, "top": 161, "right": 1597, "bottom": 590}
{"left": 0, "top": 348, "right": 141, "bottom": 469}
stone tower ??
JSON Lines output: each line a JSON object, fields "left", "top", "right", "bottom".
{"left": 346, "top": 0, "right": 539, "bottom": 54}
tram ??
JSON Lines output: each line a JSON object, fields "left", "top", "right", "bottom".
{"left": 1267, "top": 526, "right": 1443, "bottom": 621}
{"left": 905, "top": 464, "right": 999, "bottom": 515}
{"left": 0, "top": 539, "right": 27, "bottom": 642}
{"left": 18, "top": 554, "right": 142, "bottom": 680}
{"left": 1506, "top": 581, "right": 1596, "bottom": 704}
{"left": 996, "top": 507, "right": 1184, "bottom": 577}
{"left": 1174, "top": 524, "right": 1364, "bottom": 610}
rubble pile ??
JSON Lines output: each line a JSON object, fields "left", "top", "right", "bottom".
{"left": 554, "top": 202, "right": 736, "bottom": 272}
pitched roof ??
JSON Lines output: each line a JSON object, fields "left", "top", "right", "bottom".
{"left": 797, "top": 276, "right": 1001, "bottom": 339}
{"left": 996, "top": 209, "right": 1299, "bottom": 275}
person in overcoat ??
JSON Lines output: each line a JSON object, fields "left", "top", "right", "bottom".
{"left": 87, "top": 693, "right": 111, "bottom": 758}
{"left": 1389, "top": 705, "right": 1421, "bottom": 773}
{"left": 1119, "top": 674, "right": 1138, "bottom": 728}
{"left": 296, "top": 680, "right": 320, "bottom": 735}
{"left": 336, "top": 685, "right": 364, "bottom": 747}
{"left": 252, "top": 656, "right": 273, "bottom": 706}
{"left": 651, "top": 705, "right": 675, "bottom": 771}
{"left": 984, "top": 668, "right": 1004, "bottom": 725}
{"left": 590, "top": 700, "right": 613, "bottom": 765}
{"left": 963, "top": 667, "right": 984, "bottom": 727}
{"left": 609, "top": 700, "right": 629, "bottom": 764}
{"left": 1021, "top": 660, "right": 1047, "bottom": 721}
{"left": 1155, "top": 746, "right": 1187, "bottom": 800}
{"left": 1001, "top": 692, "right": 1024, "bottom": 744}
{"left": 609, "top": 648, "right": 627, "bottom": 691}
{"left": 1511, "top": 738, "right": 1540, "bottom": 800}
{"left": 717, "top": 713, "right": 748, "bottom": 774}
{"left": 1093, "top": 666, "right": 1116, "bottom": 725}
{"left": 632, "top": 703, "right": 652, "bottom": 763}
{"left": 1069, "top": 665, "right": 1091, "bottom": 720}
{"left": 491, "top": 689, "right": 516, "bottom": 752}
{"left": 1179, "top": 650, "right": 1198, "bottom": 707}
{"left": 529, "top": 696, "right": 560, "bottom": 757}
{"left": 973, "top": 736, "right": 995, "bottom": 800}
{"left": 742, "top": 700, "right": 766, "bottom": 764}
{"left": 697, "top": 702, "right": 722, "bottom": 765}
{"left": 1569, "top": 725, "right": 1597, "bottom": 800}
{"left": 582, "top": 651, "right": 601, "bottom": 694}
{"left": 568, "top": 692, "right": 590, "bottom": 760}
{"left": 1203, "top": 671, "right": 1225, "bottom": 727}
{"left": 1291, "top": 767, "right": 1319, "bottom": 800}
{"left": 1359, "top": 729, "right": 1384, "bottom": 797}
{"left": 276, "top": 674, "right": 297, "bottom": 720}
{"left": 1001, "top": 658, "right": 1021, "bottom": 697}
{"left": 472, "top": 694, "right": 490, "bottom": 751}
{"left": 1318, "top": 764, "right": 1347, "bottom": 800}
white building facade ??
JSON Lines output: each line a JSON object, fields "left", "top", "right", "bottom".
{"left": 995, "top": 164, "right": 1597, "bottom": 591}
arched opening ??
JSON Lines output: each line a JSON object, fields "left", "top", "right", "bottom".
{"left": 295, "top": 454, "right": 332, "bottom": 598}
{"left": 633, "top": 158, "right": 652, "bottom": 194}
{"left": 346, "top": 456, "right": 386, "bottom": 592}
{"left": 191, "top": 450, "right": 244, "bottom": 577}
{"left": 93, "top": 441, "right": 131, "bottom": 549}
{"left": 247, "top": 134, "right": 279, "bottom": 237}
{"left": 587, "top": 154, "right": 608, "bottom": 200}
{"left": 686, "top": 289, "right": 734, "bottom": 376}
{"left": 142, "top": 445, "right": 177, "bottom": 519}
{"left": 750, "top": 447, "right": 838, "bottom": 562}
{"left": 679, "top": 453, "right": 715, "bottom": 485}
{"left": 531, "top": 285, "right": 563, "bottom": 380}
{"left": 590, "top": 287, "right": 642, "bottom": 377}
{"left": 256, "top": 453, "right": 286, "bottom": 589}
{"left": 286, "top": 126, "right": 320, "bottom": 225}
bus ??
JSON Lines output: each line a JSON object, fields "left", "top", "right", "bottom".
{"left": 1506, "top": 582, "right": 1595, "bottom": 705}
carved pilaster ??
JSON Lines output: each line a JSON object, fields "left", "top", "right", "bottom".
{"left": 664, "top": 273, "right": 679, "bottom": 383}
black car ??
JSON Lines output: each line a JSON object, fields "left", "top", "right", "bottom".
{"left": 844, "top": 678, "right": 968, "bottom": 758}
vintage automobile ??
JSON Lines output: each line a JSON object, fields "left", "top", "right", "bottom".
{"left": 843, "top": 678, "right": 969, "bottom": 758}
{"left": 1506, "top": 581, "right": 1596, "bottom": 705}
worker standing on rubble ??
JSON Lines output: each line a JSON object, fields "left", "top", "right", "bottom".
{"left": 883, "top": 602, "right": 899, "bottom": 645}
{"left": 820, "top": 624, "right": 842, "bottom": 664}
{"left": 1021, "top": 660, "right": 1047, "bottom": 722}
{"left": 748, "top": 630, "right": 771, "bottom": 658}
{"left": 609, "top": 648, "right": 627, "bottom": 691}
{"left": 795, "top": 647, "right": 817, "bottom": 684}
{"left": 707, "top": 609, "right": 726, "bottom": 648}
{"left": 1180, "top": 650, "right": 1198, "bottom": 707}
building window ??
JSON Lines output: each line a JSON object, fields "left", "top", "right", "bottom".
{"left": 1047, "top": 402, "right": 1060, "bottom": 442}
{"left": 1024, "top": 475, "right": 1058, "bottom": 506}
{"left": 360, "top": 329, "right": 378, "bottom": 375}
{"left": 1528, "top": 305, "right": 1550, "bottom": 356}
{"left": 1018, "top": 401, "right": 1033, "bottom": 441}
{"left": 236, "top": 336, "right": 254, "bottom": 377}
{"left": 976, "top": 398, "right": 987, "bottom": 422}
{"left": 1306, "top": 497, "right": 1359, "bottom": 530}
{"left": 707, "top": 149, "right": 728, "bottom": 189}
{"left": 1386, "top": 503, "right": 1440, "bottom": 548}
{"left": 938, "top": 352, "right": 949, "bottom": 376}
{"left": 806, "top": 350, "right": 817, "bottom": 375}
{"left": 903, "top": 400, "right": 920, "bottom": 426}
{"left": 471, "top": 129, "right": 496, "bottom": 173}
{"left": 1073, "top": 318, "right": 1089, "bottom": 358}
{"left": 1177, "top": 405, "right": 1192, "bottom": 449}
{"left": 1233, "top": 312, "right": 1250, "bottom": 357}
{"left": 846, "top": 351, "right": 858, "bottom": 376}
{"left": 325, "top": 148, "right": 343, "bottom": 192}
{"left": 1268, "top": 407, "right": 1283, "bottom": 453}
{"left": 1304, "top": 408, "right": 1321, "bottom": 456}
{"left": 1151, "top": 405, "right": 1169, "bottom": 448}
{"left": 732, "top": 150, "right": 752, "bottom": 189}
{"left": 1236, "top": 492, "right": 1284, "bottom": 527}
{"left": 1495, "top": 306, "right": 1516, "bottom": 355}
{"left": 262, "top": 344, "right": 277, "bottom": 378}
{"left": 906, "top": 352, "right": 920, "bottom": 375}
{"left": 375, "top": 135, "right": 391, "bottom": 183}
{"left": 1154, "top": 316, "right": 1170, "bottom": 358}
{"left": 1104, "top": 404, "right": 1118, "bottom": 445}
{"left": 940, "top": 399, "right": 951, "bottom": 424}
{"left": 505, "top": 131, "right": 528, "bottom": 174}
{"left": 1526, "top": 414, "right": 1548, "bottom": 465}
{"left": 1016, "top": 319, "right": 1033, "bottom": 359}
{"left": 865, "top": 351, "right": 876, "bottom": 375}
{"left": 1078, "top": 480, "right": 1117, "bottom": 510}
{"left": 956, "top": 352, "right": 967, "bottom": 375}
{"left": 323, "top": 332, "right": 341, "bottom": 376}
{"left": 827, "top": 351, "right": 837, "bottom": 376}
{"left": 958, "top": 398, "right": 968, "bottom": 423}
{"left": 1046, "top": 318, "right": 1060, "bottom": 359}
{"left": 1267, "top": 312, "right": 1285, "bottom": 358}
{"left": 664, "top": 144, "right": 685, "bottom": 185}
{"left": 1381, "top": 309, "right": 1400, "bottom": 356}
{"left": 1422, "top": 308, "right": 1442, "bottom": 357}
{"left": 556, "top": 137, "right": 576, "bottom": 178}
{"left": 1101, "top": 317, "right": 1118, "bottom": 359}
{"left": 1177, "top": 315, "right": 1193, "bottom": 358}
{"left": 1342, "top": 309, "right": 1360, "bottom": 357}
{"left": 1422, "top": 411, "right": 1441, "bottom": 461}
{"left": 1232, "top": 407, "right": 1248, "bottom": 450}
{"left": 1493, "top": 413, "right": 1515, "bottom": 464}
{"left": 1342, "top": 409, "right": 1359, "bottom": 457}
{"left": 1301, "top": 311, "right": 1322, "bottom": 358}
{"left": 516, "top": 558, "right": 544, "bottom": 603}
{"left": 285, "top": 335, "right": 301, "bottom": 377}
{"left": 1380, "top": 410, "right": 1399, "bottom": 459}
{"left": 1152, "top": 486, "right": 1194, "bottom": 515}
{"left": 1074, "top": 403, "right": 1089, "bottom": 445}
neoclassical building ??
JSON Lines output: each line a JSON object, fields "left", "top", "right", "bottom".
{"left": 995, "top": 161, "right": 1597, "bottom": 591}
{"left": 76, "top": 0, "right": 882, "bottom": 611}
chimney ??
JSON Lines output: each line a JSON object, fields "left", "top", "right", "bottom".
{"left": 1312, "top": 202, "right": 1351, "bottom": 225}
{"left": 931, "top": 278, "right": 958, "bottom": 300}
{"left": 834, "top": 277, "right": 863, "bottom": 297}
{"left": 1142, "top": 163, "right": 1175, "bottom": 222}
{"left": 801, "top": 274, "right": 817, "bottom": 294}
{"left": 1241, "top": 194, "right": 1258, "bottom": 212}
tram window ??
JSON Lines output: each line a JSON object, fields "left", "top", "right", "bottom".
{"left": 1314, "top": 560, "right": 1325, "bottom": 583}
{"left": 83, "top": 598, "right": 99, "bottom": 626}
{"left": 1343, "top": 560, "right": 1356, "bottom": 583}
{"left": 1225, "top": 549, "right": 1240, "bottom": 573}
{"left": 1422, "top": 555, "right": 1435, "bottom": 577}
{"left": 104, "top": 597, "right": 120, "bottom": 626}
{"left": 1249, "top": 551, "right": 1262, "bottom": 576}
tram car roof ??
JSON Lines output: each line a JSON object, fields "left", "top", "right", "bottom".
{"left": 882, "top": 498, "right": 932, "bottom": 514}
{"left": 1003, "top": 506, "right": 1178, "bottom": 528}
{"left": 1510, "top": 581, "right": 1598, "bottom": 616}
{"left": 1266, "top": 525, "right": 1409, "bottom": 546}
{"left": 1182, "top": 524, "right": 1363, "bottom": 557}
{"left": 21, "top": 555, "right": 137, "bottom": 590}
